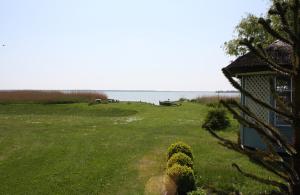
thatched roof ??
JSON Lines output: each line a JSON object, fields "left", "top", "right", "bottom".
{"left": 224, "top": 40, "right": 293, "bottom": 75}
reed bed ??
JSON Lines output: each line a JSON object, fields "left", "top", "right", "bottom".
{"left": 190, "top": 95, "right": 240, "bottom": 105}
{"left": 0, "top": 90, "right": 107, "bottom": 104}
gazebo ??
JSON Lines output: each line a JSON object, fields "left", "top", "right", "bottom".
{"left": 223, "top": 40, "right": 293, "bottom": 150}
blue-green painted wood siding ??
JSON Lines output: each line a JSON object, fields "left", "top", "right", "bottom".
{"left": 240, "top": 75, "right": 293, "bottom": 151}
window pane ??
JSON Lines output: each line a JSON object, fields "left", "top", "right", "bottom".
{"left": 275, "top": 77, "right": 291, "bottom": 126}
{"left": 276, "top": 76, "right": 291, "bottom": 92}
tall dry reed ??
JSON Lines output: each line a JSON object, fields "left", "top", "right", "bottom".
{"left": 191, "top": 95, "right": 240, "bottom": 104}
{"left": 0, "top": 90, "right": 107, "bottom": 104}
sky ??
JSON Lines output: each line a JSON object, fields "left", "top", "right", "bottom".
{"left": 0, "top": 0, "right": 270, "bottom": 91}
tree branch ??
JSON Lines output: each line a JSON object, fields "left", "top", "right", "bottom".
{"left": 271, "top": 2, "right": 299, "bottom": 43}
{"left": 294, "top": 0, "right": 300, "bottom": 36}
{"left": 240, "top": 38, "right": 296, "bottom": 76}
{"left": 232, "top": 163, "right": 289, "bottom": 193}
{"left": 270, "top": 77, "right": 294, "bottom": 109}
{"left": 222, "top": 99, "right": 296, "bottom": 155}
{"left": 222, "top": 68, "right": 296, "bottom": 120}
{"left": 207, "top": 128, "right": 295, "bottom": 183}
{"left": 221, "top": 100, "right": 296, "bottom": 155}
{"left": 258, "top": 17, "right": 293, "bottom": 45}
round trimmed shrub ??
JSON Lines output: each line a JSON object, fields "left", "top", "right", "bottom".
{"left": 167, "top": 164, "right": 196, "bottom": 195}
{"left": 167, "top": 141, "right": 193, "bottom": 160}
{"left": 202, "top": 108, "right": 230, "bottom": 131}
{"left": 187, "top": 188, "right": 206, "bottom": 195}
{"left": 167, "top": 152, "right": 193, "bottom": 169}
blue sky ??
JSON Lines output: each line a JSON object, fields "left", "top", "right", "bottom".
{"left": 0, "top": 0, "right": 270, "bottom": 91}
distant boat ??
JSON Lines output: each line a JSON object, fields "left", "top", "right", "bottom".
{"left": 94, "top": 98, "right": 119, "bottom": 104}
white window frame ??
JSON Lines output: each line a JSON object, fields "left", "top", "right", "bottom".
{"left": 274, "top": 76, "right": 292, "bottom": 127}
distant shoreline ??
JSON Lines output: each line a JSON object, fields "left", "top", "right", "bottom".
{"left": 0, "top": 90, "right": 239, "bottom": 105}
{"left": 215, "top": 90, "right": 239, "bottom": 93}
{"left": 0, "top": 89, "right": 239, "bottom": 93}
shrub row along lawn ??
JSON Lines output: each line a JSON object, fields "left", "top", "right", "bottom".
{"left": 166, "top": 142, "right": 196, "bottom": 195}
{"left": 0, "top": 102, "right": 279, "bottom": 194}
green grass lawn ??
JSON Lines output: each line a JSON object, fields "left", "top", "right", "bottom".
{"left": 0, "top": 102, "right": 279, "bottom": 194}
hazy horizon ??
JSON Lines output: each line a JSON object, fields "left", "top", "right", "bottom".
{"left": 1, "top": 0, "right": 270, "bottom": 91}
{"left": 0, "top": 89, "right": 238, "bottom": 92}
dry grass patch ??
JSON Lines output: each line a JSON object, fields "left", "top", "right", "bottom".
{"left": 0, "top": 90, "right": 107, "bottom": 104}
{"left": 191, "top": 95, "right": 239, "bottom": 105}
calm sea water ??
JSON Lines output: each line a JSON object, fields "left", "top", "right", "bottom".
{"left": 71, "top": 90, "right": 239, "bottom": 105}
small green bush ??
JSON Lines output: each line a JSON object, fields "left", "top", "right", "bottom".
{"left": 206, "top": 102, "right": 220, "bottom": 108}
{"left": 202, "top": 108, "right": 230, "bottom": 131}
{"left": 167, "top": 164, "right": 196, "bottom": 195}
{"left": 167, "top": 141, "right": 193, "bottom": 160}
{"left": 179, "top": 98, "right": 189, "bottom": 102}
{"left": 187, "top": 188, "right": 206, "bottom": 195}
{"left": 167, "top": 152, "right": 193, "bottom": 168}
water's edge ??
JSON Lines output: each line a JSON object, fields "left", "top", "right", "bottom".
{"left": 0, "top": 90, "right": 239, "bottom": 105}
{"left": 74, "top": 90, "right": 238, "bottom": 105}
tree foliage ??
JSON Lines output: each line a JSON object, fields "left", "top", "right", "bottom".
{"left": 224, "top": 0, "right": 290, "bottom": 56}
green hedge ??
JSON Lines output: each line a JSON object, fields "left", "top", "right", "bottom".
{"left": 167, "top": 152, "right": 193, "bottom": 169}
{"left": 167, "top": 164, "right": 196, "bottom": 195}
{"left": 166, "top": 141, "right": 196, "bottom": 195}
{"left": 167, "top": 141, "right": 193, "bottom": 160}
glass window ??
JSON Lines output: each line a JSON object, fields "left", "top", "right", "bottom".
{"left": 275, "top": 76, "right": 292, "bottom": 126}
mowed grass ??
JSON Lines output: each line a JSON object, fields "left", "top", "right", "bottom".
{"left": 0, "top": 102, "right": 279, "bottom": 194}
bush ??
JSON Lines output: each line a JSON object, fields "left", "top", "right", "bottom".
{"left": 188, "top": 188, "right": 206, "bottom": 195}
{"left": 206, "top": 102, "right": 220, "bottom": 108}
{"left": 167, "top": 152, "right": 193, "bottom": 169}
{"left": 167, "top": 164, "right": 196, "bottom": 195}
{"left": 179, "top": 98, "right": 189, "bottom": 102}
{"left": 167, "top": 141, "right": 193, "bottom": 160}
{"left": 202, "top": 108, "right": 230, "bottom": 131}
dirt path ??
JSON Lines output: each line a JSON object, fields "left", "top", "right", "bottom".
{"left": 137, "top": 148, "right": 177, "bottom": 195}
